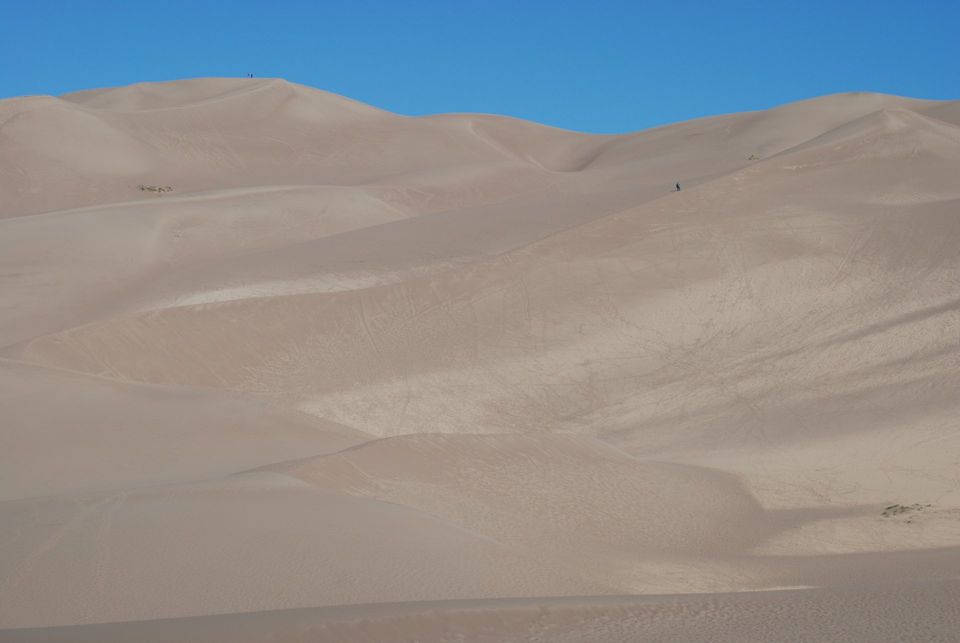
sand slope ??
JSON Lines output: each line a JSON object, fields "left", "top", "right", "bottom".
{"left": 1, "top": 79, "right": 959, "bottom": 640}
{"left": 4, "top": 581, "right": 959, "bottom": 643}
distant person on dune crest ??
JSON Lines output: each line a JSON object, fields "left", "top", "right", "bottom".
{"left": 675, "top": 182, "right": 681, "bottom": 191}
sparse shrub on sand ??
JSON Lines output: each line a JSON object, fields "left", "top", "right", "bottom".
{"left": 881, "top": 503, "right": 931, "bottom": 518}
{"left": 137, "top": 184, "right": 173, "bottom": 194}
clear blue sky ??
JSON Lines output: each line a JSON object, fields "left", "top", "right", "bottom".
{"left": 1, "top": 0, "right": 957, "bottom": 133}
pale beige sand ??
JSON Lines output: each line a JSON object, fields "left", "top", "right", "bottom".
{"left": 4, "top": 581, "right": 959, "bottom": 643}
{"left": 1, "top": 79, "right": 959, "bottom": 640}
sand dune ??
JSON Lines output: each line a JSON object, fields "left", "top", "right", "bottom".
{"left": 0, "top": 359, "right": 365, "bottom": 501}
{"left": 2, "top": 79, "right": 959, "bottom": 640}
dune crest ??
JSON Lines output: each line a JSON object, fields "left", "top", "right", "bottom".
{"left": 2, "top": 79, "right": 959, "bottom": 640}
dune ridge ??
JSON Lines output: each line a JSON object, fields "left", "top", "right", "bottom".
{"left": 2, "top": 79, "right": 959, "bottom": 640}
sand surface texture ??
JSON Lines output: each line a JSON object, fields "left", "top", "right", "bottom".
{"left": 2, "top": 79, "right": 959, "bottom": 641}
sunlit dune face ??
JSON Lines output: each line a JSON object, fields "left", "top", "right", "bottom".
{"left": 2, "top": 79, "right": 960, "bottom": 640}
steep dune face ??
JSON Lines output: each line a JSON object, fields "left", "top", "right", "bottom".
{"left": 2, "top": 80, "right": 959, "bottom": 638}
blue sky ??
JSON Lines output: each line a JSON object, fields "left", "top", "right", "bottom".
{"left": 1, "top": 0, "right": 957, "bottom": 133}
